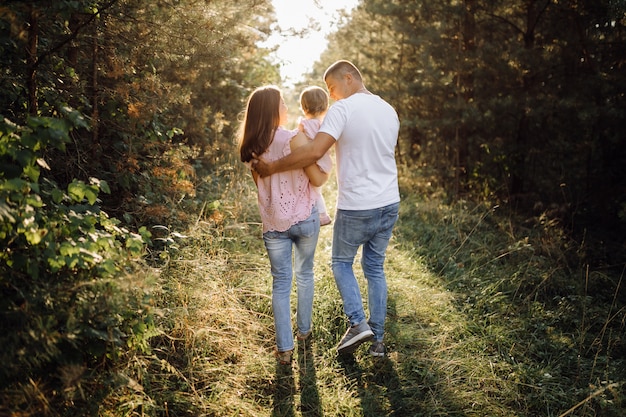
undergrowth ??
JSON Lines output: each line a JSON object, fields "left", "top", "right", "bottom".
{"left": 392, "top": 167, "right": 625, "bottom": 416}
{"left": 114, "top": 162, "right": 625, "bottom": 416}
{"left": 6, "top": 142, "right": 623, "bottom": 415}
{"left": 0, "top": 111, "right": 155, "bottom": 416}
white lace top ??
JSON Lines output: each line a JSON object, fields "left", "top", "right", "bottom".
{"left": 255, "top": 127, "right": 319, "bottom": 233}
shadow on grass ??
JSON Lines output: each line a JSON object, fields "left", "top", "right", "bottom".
{"left": 272, "top": 337, "right": 322, "bottom": 417}
{"left": 298, "top": 337, "right": 323, "bottom": 417}
{"left": 332, "top": 293, "right": 472, "bottom": 416}
{"left": 337, "top": 351, "right": 410, "bottom": 416}
{"left": 272, "top": 361, "right": 295, "bottom": 417}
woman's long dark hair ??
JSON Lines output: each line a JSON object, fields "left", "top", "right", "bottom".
{"left": 238, "top": 86, "right": 281, "bottom": 163}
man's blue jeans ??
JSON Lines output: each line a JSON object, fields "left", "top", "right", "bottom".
{"left": 263, "top": 207, "right": 319, "bottom": 352}
{"left": 331, "top": 202, "right": 399, "bottom": 342}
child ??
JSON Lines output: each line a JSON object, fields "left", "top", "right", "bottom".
{"left": 237, "top": 85, "right": 328, "bottom": 365}
{"left": 298, "top": 86, "right": 333, "bottom": 226}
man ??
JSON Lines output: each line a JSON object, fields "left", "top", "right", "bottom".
{"left": 252, "top": 60, "right": 400, "bottom": 357}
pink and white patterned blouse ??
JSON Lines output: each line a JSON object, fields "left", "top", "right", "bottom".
{"left": 255, "top": 127, "right": 319, "bottom": 233}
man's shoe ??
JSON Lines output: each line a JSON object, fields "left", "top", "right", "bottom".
{"left": 337, "top": 320, "right": 374, "bottom": 354}
{"left": 369, "top": 341, "right": 386, "bottom": 357}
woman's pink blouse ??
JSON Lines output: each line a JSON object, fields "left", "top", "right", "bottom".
{"left": 256, "top": 127, "right": 319, "bottom": 233}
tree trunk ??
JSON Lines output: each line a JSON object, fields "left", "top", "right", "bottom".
{"left": 27, "top": 5, "right": 39, "bottom": 115}
{"left": 91, "top": 21, "right": 100, "bottom": 145}
{"left": 455, "top": 0, "right": 476, "bottom": 197}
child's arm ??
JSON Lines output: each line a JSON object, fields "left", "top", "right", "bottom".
{"left": 290, "top": 131, "right": 329, "bottom": 187}
{"left": 301, "top": 119, "right": 333, "bottom": 174}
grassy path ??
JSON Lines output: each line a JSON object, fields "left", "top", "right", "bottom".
{"left": 160, "top": 172, "right": 453, "bottom": 416}
{"left": 157, "top": 167, "right": 624, "bottom": 416}
{"left": 170, "top": 171, "right": 502, "bottom": 416}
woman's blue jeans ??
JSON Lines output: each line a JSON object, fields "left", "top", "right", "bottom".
{"left": 331, "top": 202, "right": 399, "bottom": 342}
{"left": 263, "top": 207, "right": 319, "bottom": 352}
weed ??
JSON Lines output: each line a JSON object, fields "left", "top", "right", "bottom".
{"left": 53, "top": 164, "right": 625, "bottom": 416}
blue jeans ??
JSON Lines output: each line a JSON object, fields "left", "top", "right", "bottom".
{"left": 331, "top": 202, "right": 399, "bottom": 342}
{"left": 263, "top": 207, "right": 320, "bottom": 352}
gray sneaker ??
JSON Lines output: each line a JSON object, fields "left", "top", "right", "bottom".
{"left": 337, "top": 320, "right": 374, "bottom": 354}
{"left": 369, "top": 341, "right": 386, "bottom": 357}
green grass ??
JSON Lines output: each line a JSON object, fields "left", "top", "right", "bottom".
{"left": 105, "top": 163, "right": 625, "bottom": 416}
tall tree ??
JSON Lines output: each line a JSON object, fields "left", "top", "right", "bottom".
{"left": 0, "top": 1, "right": 280, "bottom": 412}
{"left": 1, "top": 0, "right": 279, "bottom": 224}
{"left": 320, "top": 0, "right": 626, "bottom": 246}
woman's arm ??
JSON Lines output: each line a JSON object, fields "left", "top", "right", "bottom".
{"left": 290, "top": 131, "right": 329, "bottom": 187}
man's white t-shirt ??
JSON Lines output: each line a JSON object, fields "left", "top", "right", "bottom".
{"left": 319, "top": 92, "right": 400, "bottom": 211}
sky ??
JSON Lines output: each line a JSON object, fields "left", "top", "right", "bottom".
{"left": 262, "top": 0, "right": 359, "bottom": 87}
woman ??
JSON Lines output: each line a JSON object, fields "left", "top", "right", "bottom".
{"left": 237, "top": 85, "right": 328, "bottom": 364}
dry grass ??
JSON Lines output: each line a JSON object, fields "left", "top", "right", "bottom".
{"left": 125, "top": 164, "right": 625, "bottom": 417}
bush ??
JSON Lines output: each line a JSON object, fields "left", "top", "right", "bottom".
{"left": 0, "top": 109, "right": 154, "bottom": 415}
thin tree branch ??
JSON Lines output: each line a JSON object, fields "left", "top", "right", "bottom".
{"left": 34, "top": 0, "right": 119, "bottom": 69}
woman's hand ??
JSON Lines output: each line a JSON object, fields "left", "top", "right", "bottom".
{"left": 251, "top": 153, "right": 272, "bottom": 177}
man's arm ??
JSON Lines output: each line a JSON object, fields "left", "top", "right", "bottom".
{"left": 253, "top": 132, "right": 335, "bottom": 177}
{"left": 290, "top": 131, "right": 329, "bottom": 187}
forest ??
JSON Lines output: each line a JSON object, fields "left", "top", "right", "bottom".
{"left": 1, "top": 0, "right": 625, "bottom": 416}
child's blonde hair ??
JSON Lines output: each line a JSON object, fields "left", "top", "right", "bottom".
{"left": 299, "top": 86, "right": 329, "bottom": 118}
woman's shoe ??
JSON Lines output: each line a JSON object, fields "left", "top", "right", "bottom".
{"left": 297, "top": 330, "right": 312, "bottom": 341}
{"left": 275, "top": 349, "right": 293, "bottom": 365}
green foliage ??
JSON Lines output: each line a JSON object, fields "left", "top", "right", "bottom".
{"left": 0, "top": 0, "right": 283, "bottom": 415}
{"left": 0, "top": 0, "right": 279, "bottom": 228}
{"left": 86, "top": 166, "right": 624, "bottom": 417}
{"left": 393, "top": 173, "right": 625, "bottom": 416}
{"left": 1, "top": 0, "right": 624, "bottom": 415}
{"left": 0, "top": 111, "right": 155, "bottom": 414}
{"left": 0, "top": 0, "right": 282, "bottom": 411}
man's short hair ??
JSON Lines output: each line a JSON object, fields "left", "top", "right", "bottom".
{"left": 324, "top": 60, "right": 363, "bottom": 82}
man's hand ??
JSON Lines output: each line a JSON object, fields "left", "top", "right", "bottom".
{"left": 251, "top": 153, "right": 272, "bottom": 177}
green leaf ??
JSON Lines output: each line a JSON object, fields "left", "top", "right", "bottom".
{"left": 51, "top": 188, "right": 64, "bottom": 203}
{"left": 47, "top": 255, "right": 66, "bottom": 272}
{"left": 99, "top": 259, "right": 119, "bottom": 276}
{"left": 15, "top": 149, "right": 35, "bottom": 168}
{"left": 23, "top": 164, "right": 40, "bottom": 182}
{"left": 138, "top": 226, "right": 152, "bottom": 242}
{"left": 59, "top": 241, "right": 79, "bottom": 256}
{"left": 84, "top": 188, "right": 97, "bottom": 205}
{"left": 68, "top": 181, "right": 85, "bottom": 202}
{"left": 0, "top": 201, "right": 16, "bottom": 223}
{"left": 60, "top": 105, "right": 90, "bottom": 130}
{"left": 24, "top": 228, "right": 42, "bottom": 245}
{"left": 99, "top": 180, "right": 111, "bottom": 194}
{"left": 24, "top": 193, "right": 43, "bottom": 208}
{"left": 126, "top": 234, "right": 145, "bottom": 255}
